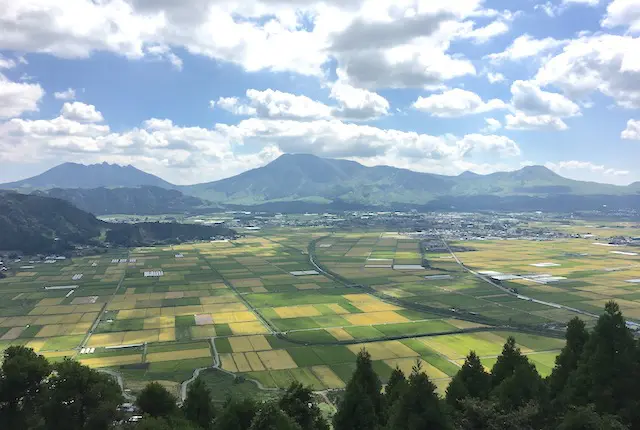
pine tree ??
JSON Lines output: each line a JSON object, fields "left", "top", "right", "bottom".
{"left": 215, "top": 398, "right": 258, "bottom": 430}
{"left": 454, "top": 398, "right": 539, "bottom": 430}
{"left": 490, "top": 337, "right": 528, "bottom": 388}
{"left": 136, "top": 382, "right": 178, "bottom": 418}
{"left": 446, "top": 351, "right": 490, "bottom": 409}
{"left": 387, "top": 361, "right": 451, "bottom": 430}
{"left": 564, "top": 301, "right": 640, "bottom": 427}
{"left": 558, "top": 405, "right": 626, "bottom": 430}
{"left": 491, "top": 360, "right": 544, "bottom": 411}
{"left": 489, "top": 337, "right": 545, "bottom": 412}
{"left": 333, "top": 349, "right": 384, "bottom": 430}
{"left": 182, "top": 377, "right": 216, "bottom": 429}
{"left": 248, "top": 402, "right": 301, "bottom": 430}
{"left": 547, "top": 317, "right": 589, "bottom": 411}
{"left": 279, "top": 382, "right": 329, "bottom": 430}
{"left": 384, "top": 367, "right": 407, "bottom": 417}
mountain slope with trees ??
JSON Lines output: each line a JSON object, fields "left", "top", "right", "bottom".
{"left": 0, "top": 162, "right": 173, "bottom": 190}
{"left": 0, "top": 191, "right": 104, "bottom": 254}
{"left": 39, "top": 186, "right": 213, "bottom": 215}
{"left": 0, "top": 192, "right": 235, "bottom": 253}
{"left": 182, "top": 154, "right": 638, "bottom": 208}
{"left": 2, "top": 155, "right": 638, "bottom": 211}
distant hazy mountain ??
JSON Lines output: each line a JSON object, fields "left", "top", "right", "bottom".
{"left": 0, "top": 162, "right": 173, "bottom": 190}
{"left": 39, "top": 186, "right": 212, "bottom": 215}
{"left": 4, "top": 156, "right": 637, "bottom": 212}
{"left": 181, "top": 154, "right": 636, "bottom": 206}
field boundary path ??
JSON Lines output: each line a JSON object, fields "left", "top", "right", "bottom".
{"left": 76, "top": 251, "right": 130, "bottom": 355}
{"left": 97, "top": 369, "right": 136, "bottom": 402}
{"left": 441, "top": 238, "right": 600, "bottom": 320}
{"left": 306, "top": 235, "right": 565, "bottom": 340}
{"left": 195, "top": 248, "right": 277, "bottom": 335}
{"left": 180, "top": 335, "right": 279, "bottom": 401}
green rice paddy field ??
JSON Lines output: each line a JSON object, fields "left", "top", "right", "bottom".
{"left": 1, "top": 225, "right": 635, "bottom": 398}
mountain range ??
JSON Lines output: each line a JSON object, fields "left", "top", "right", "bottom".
{"left": 1, "top": 154, "right": 638, "bottom": 213}
{"left": 0, "top": 162, "right": 173, "bottom": 190}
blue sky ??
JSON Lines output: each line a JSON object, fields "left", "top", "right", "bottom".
{"left": 0, "top": 0, "right": 639, "bottom": 185}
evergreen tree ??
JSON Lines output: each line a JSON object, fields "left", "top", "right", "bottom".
{"left": 548, "top": 317, "right": 589, "bottom": 402}
{"left": 248, "top": 402, "right": 302, "bottom": 430}
{"left": 133, "top": 415, "right": 202, "bottom": 430}
{"left": 182, "top": 377, "right": 216, "bottom": 429}
{"left": 491, "top": 360, "right": 545, "bottom": 411}
{"left": 387, "top": 361, "right": 451, "bottom": 430}
{"left": 454, "top": 398, "right": 539, "bottom": 430}
{"left": 278, "top": 382, "right": 328, "bottom": 430}
{"left": 215, "top": 398, "right": 259, "bottom": 430}
{"left": 564, "top": 301, "right": 640, "bottom": 427}
{"left": 384, "top": 367, "right": 407, "bottom": 417}
{"left": 333, "top": 349, "right": 384, "bottom": 430}
{"left": 557, "top": 405, "right": 626, "bottom": 430}
{"left": 0, "top": 345, "right": 51, "bottom": 429}
{"left": 446, "top": 351, "right": 490, "bottom": 409}
{"left": 490, "top": 337, "right": 528, "bottom": 388}
{"left": 43, "top": 358, "right": 123, "bottom": 430}
{"left": 136, "top": 382, "right": 178, "bottom": 418}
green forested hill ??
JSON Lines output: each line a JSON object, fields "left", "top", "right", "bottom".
{"left": 39, "top": 186, "right": 213, "bottom": 215}
{"left": 182, "top": 154, "right": 636, "bottom": 206}
{"left": 0, "top": 191, "right": 103, "bottom": 253}
{"left": 3, "top": 155, "right": 637, "bottom": 211}
{"left": 0, "top": 192, "right": 235, "bottom": 254}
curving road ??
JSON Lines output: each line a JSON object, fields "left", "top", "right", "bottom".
{"left": 441, "top": 238, "right": 600, "bottom": 320}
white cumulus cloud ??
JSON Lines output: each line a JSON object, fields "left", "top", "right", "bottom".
{"left": 535, "top": 34, "right": 640, "bottom": 108}
{"left": 505, "top": 112, "right": 568, "bottom": 131}
{"left": 511, "top": 80, "right": 580, "bottom": 117}
{"left": 413, "top": 89, "right": 508, "bottom": 118}
{"left": 487, "top": 34, "right": 567, "bottom": 63}
{"left": 545, "top": 160, "right": 630, "bottom": 184}
{"left": 481, "top": 118, "right": 502, "bottom": 132}
{"left": 54, "top": 88, "right": 76, "bottom": 100}
{"left": 0, "top": 74, "right": 44, "bottom": 119}
{"left": 61, "top": 102, "right": 104, "bottom": 123}
{"left": 621, "top": 119, "right": 640, "bottom": 140}
{"left": 602, "top": 0, "right": 640, "bottom": 33}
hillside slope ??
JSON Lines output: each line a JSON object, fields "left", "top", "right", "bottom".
{"left": 0, "top": 191, "right": 103, "bottom": 253}
{"left": 40, "top": 186, "right": 212, "bottom": 215}
{"left": 0, "top": 162, "right": 174, "bottom": 190}
{"left": 0, "top": 192, "right": 236, "bottom": 254}
{"left": 182, "top": 154, "right": 633, "bottom": 206}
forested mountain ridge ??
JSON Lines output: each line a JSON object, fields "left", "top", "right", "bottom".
{"left": 0, "top": 162, "right": 173, "bottom": 190}
{"left": 0, "top": 191, "right": 104, "bottom": 254}
{"left": 3, "top": 155, "right": 638, "bottom": 210}
{"left": 0, "top": 192, "right": 235, "bottom": 253}
{"left": 181, "top": 154, "right": 637, "bottom": 206}
{"left": 38, "top": 186, "right": 213, "bottom": 215}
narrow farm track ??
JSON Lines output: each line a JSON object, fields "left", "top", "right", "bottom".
{"left": 306, "top": 235, "right": 565, "bottom": 340}
{"left": 75, "top": 250, "right": 130, "bottom": 355}
{"left": 97, "top": 368, "right": 136, "bottom": 402}
{"left": 180, "top": 336, "right": 220, "bottom": 401}
{"left": 194, "top": 247, "right": 277, "bottom": 335}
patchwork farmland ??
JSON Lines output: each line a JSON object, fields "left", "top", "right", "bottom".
{"left": 7, "top": 228, "right": 635, "bottom": 398}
